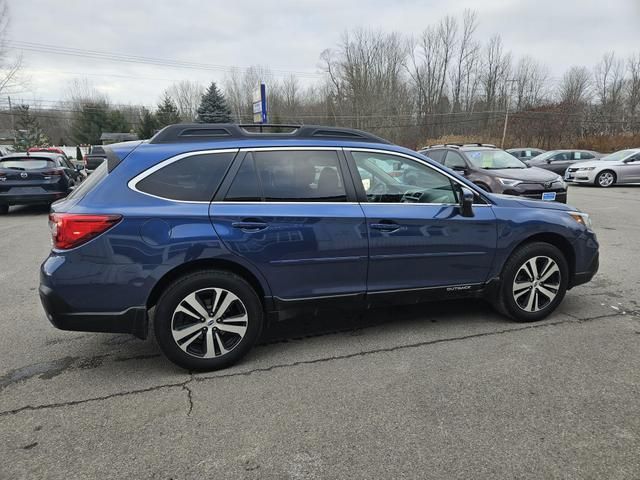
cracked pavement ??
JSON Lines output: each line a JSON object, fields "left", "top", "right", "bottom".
{"left": 1, "top": 186, "right": 639, "bottom": 479}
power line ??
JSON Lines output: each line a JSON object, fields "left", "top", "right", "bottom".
{"left": 7, "top": 40, "right": 322, "bottom": 79}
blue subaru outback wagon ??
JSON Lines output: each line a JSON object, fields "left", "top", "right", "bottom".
{"left": 40, "top": 124, "right": 599, "bottom": 371}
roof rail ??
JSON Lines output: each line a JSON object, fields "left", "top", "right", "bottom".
{"left": 462, "top": 143, "right": 496, "bottom": 148}
{"left": 425, "top": 144, "right": 462, "bottom": 149}
{"left": 148, "top": 123, "right": 391, "bottom": 145}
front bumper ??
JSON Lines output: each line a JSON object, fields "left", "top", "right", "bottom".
{"left": 565, "top": 169, "right": 597, "bottom": 184}
{"left": 502, "top": 188, "right": 567, "bottom": 203}
{"left": 39, "top": 284, "right": 148, "bottom": 339}
{"left": 570, "top": 251, "right": 599, "bottom": 288}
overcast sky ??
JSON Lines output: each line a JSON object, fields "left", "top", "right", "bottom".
{"left": 7, "top": 0, "right": 640, "bottom": 108}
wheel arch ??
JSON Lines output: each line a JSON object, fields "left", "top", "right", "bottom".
{"left": 146, "top": 258, "right": 271, "bottom": 311}
{"left": 507, "top": 232, "right": 576, "bottom": 285}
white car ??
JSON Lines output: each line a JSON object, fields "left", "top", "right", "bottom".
{"left": 565, "top": 148, "right": 640, "bottom": 187}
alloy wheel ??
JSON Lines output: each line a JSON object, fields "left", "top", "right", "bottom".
{"left": 598, "top": 172, "right": 615, "bottom": 187}
{"left": 171, "top": 287, "right": 248, "bottom": 358}
{"left": 512, "top": 256, "right": 561, "bottom": 313}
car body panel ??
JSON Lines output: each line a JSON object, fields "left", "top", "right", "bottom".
{"left": 39, "top": 129, "right": 599, "bottom": 339}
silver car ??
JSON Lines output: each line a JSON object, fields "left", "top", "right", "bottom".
{"left": 565, "top": 148, "right": 640, "bottom": 187}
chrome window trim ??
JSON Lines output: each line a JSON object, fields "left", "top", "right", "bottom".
{"left": 127, "top": 148, "right": 240, "bottom": 204}
{"left": 345, "top": 147, "right": 492, "bottom": 207}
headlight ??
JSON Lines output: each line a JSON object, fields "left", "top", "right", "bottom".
{"left": 497, "top": 177, "right": 522, "bottom": 187}
{"left": 578, "top": 167, "right": 596, "bottom": 171}
{"left": 568, "top": 211, "right": 592, "bottom": 229}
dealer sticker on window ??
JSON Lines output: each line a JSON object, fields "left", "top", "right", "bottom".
{"left": 541, "top": 192, "right": 556, "bottom": 201}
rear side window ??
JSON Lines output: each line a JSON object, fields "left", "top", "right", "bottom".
{"left": 254, "top": 150, "right": 347, "bottom": 202}
{"left": 67, "top": 161, "right": 108, "bottom": 200}
{"left": 424, "top": 149, "right": 446, "bottom": 163}
{"left": 225, "top": 155, "right": 261, "bottom": 201}
{"left": 136, "top": 152, "right": 235, "bottom": 202}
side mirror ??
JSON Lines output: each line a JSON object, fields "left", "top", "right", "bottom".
{"left": 459, "top": 187, "right": 475, "bottom": 217}
{"left": 452, "top": 165, "right": 468, "bottom": 175}
{"left": 546, "top": 159, "right": 552, "bottom": 164}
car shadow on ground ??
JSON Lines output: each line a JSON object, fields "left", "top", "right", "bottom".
{"left": 4, "top": 204, "right": 51, "bottom": 216}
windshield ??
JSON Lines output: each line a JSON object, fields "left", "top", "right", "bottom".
{"left": 0, "top": 159, "right": 55, "bottom": 170}
{"left": 600, "top": 150, "right": 636, "bottom": 161}
{"left": 465, "top": 150, "right": 527, "bottom": 169}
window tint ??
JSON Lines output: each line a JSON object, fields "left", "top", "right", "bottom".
{"left": 136, "top": 152, "right": 235, "bottom": 202}
{"left": 225, "top": 155, "right": 261, "bottom": 201}
{"left": 444, "top": 151, "right": 466, "bottom": 169}
{"left": 424, "top": 149, "right": 446, "bottom": 163}
{"left": 67, "top": 161, "right": 107, "bottom": 200}
{"left": 552, "top": 152, "right": 570, "bottom": 161}
{"left": 253, "top": 150, "right": 346, "bottom": 202}
{"left": 352, "top": 152, "right": 458, "bottom": 204}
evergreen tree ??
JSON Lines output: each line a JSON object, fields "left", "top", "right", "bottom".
{"left": 156, "top": 94, "right": 181, "bottom": 127}
{"left": 136, "top": 107, "right": 159, "bottom": 139}
{"left": 107, "top": 109, "right": 130, "bottom": 132}
{"left": 196, "top": 82, "right": 232, "bottom": 123}
{"left": 13, "top": 105, "right": 49, "bottom": 150}
{"left": 70, "top": 101, "right": 110, "bottom": 145}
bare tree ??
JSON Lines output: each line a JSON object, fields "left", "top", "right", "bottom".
{"left": 626, "top": 53, "right": 640, "bottom": 117}
{"left": 0, "top": 0, "right": 25, "bottom": 96}
{"left": 449, "top": 9, "right": 478, "bottom": 113}
{"left": 512, "top": 56, "right": 549, "bottom": 110}
{"left": 558, "top": 66, "right": 591, "bottom": 105}
{"left": 481, "top": 35, "right": 512, "bottom": 111}
{"left": 594, "top": 52, "right": 625, "bottom": 112}
{"left": 164, "top": 80, "right": 204, "bottom": 122}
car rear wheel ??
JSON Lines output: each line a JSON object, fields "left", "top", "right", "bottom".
{"left": 595, "top": 170, "right": 616, "bottom": 188}
{"left": 493, "top": 242, "right": 568, "bottom": 322}
{"left": 154, "top": 270, "right": 263, "bottom": 371}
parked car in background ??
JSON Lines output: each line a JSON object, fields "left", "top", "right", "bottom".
{"left": 0, "top": 146, "right": 12, "bottom": 157}
{"left": 0, "top": 152, "right": 84, "bottom": 214}
{"left": 40, "top": 124, "right": 598, "bottom": 371}
{"left": 28, "top": 147, "right": 69, "bottom": 157}
{"left": 527, "top": 150, "right": 602, "bottom": 175}
{"left": 565, "top": 148, "right": 640, "bottom": 187}
{"left": 507, "top": 148, "right": 545, "bottom": 161}
{"left": 420, "top": 144, "right": 567, "bottom": 202}
{"left": 84, "top": 145, "right": 108, "bottom": 171}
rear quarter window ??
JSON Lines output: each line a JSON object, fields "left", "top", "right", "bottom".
{"left": 135, "top": 151, "right": 236, "bottom": 202}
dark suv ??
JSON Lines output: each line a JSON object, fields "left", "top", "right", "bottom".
{"left": 420, "top": 144, "right": 567, "bottom": 203}
{"left": 40, "top": 125, "right": 598, "bottom": 371}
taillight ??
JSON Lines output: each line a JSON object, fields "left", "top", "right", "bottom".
{"left": 42, "top": 170, "right": 63, "bottom": 176}
{"left": 49, "top": 213, "right": 122, "bottom": 250}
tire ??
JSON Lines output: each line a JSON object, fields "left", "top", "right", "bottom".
{"left": 595, "top": 170, "right": 616, "bottom": 188}
{"left": 474, "top": 182, "right": 491, "bottom": 192}
{"left": 493, "top": 242, "right": 569, "bottom": 322}
{"left": 0, "top": 204, "right": 8, "bottom": 215}
{"left": 154, "top": 270, "right": 264, "bottom": 371}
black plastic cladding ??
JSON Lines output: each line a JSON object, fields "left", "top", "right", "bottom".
{"left": 148, "top": 123, "right": 392, "bottom": 145}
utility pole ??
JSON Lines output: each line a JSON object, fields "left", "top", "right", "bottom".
{"left": 501, "top": 79, "right": 517, "bottom": 149}
{"left": 7, "top": 96, "right": 15, "bottom": 143}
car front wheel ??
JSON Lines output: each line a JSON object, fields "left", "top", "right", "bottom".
{"left": 494, "top": 242, "right": 569, "bottom": 322}
{"left": 154, "top": 270, "right": 264, "bottom": 371}
{"left": 595, "top": 170, "right": 616, "bottom": 188}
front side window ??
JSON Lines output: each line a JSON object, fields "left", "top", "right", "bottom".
{"left": 424, "top": 149, "right": 446, "bottom": 164}
{"left": 351, "top": 151, "right": 458, "bottom": 204}
{"left": 253, "top": 150, "right": 347, "bottom": 202}
{"left": 136, "top": 151, "right": 235, "bottom": 201}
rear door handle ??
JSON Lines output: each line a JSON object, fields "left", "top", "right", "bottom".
{"left": 232, "top": 221, "right": 268, "bottom": 232}
{"left": 370, "top": 221, "right": 400, "bottom": 233}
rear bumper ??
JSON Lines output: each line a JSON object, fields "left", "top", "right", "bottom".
{"left": 0, "top": 191, "right": 68, "bottom": 205}
{"left": 39, "top": 284, "right": 148, "bottom": 339}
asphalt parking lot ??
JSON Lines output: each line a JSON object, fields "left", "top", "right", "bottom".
{"left": 1, "top": 185, "right": 639, "bottom": 479}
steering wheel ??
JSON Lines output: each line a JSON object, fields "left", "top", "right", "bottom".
{"left": 370, "top": 181, "right": 388, "bottom": 195}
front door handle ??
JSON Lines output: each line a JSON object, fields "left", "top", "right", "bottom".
{"left": 370, "top": 221, "right": 400, "bottom": 233}
{"left": 232, "top": 221, "right": 268, "bottom": 232}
